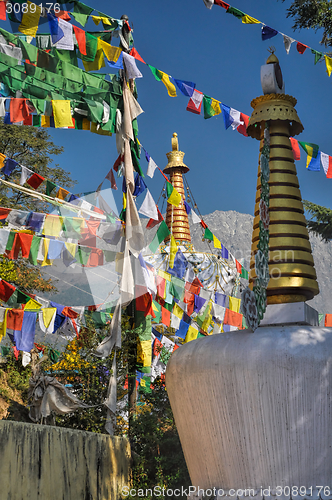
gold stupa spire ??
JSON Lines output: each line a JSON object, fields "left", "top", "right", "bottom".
{"left": 247, "top": 54, "right": 319, "bottom": 304}
{"left": 164, "top": 133, "right": 191, "bottom": 243}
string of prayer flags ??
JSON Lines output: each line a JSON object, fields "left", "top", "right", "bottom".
{"left": 166, "top": 182, "right": 181, "bottom": 207}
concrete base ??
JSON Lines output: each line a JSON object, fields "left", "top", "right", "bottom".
{"left": 260, "top": 301, "right": 318, "bottom": 326}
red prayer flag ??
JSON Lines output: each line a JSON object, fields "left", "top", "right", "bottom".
{"left": 289, "top": 137, "right": 301, "bottom": 161}
{"left": 23, "top": 114, "right": 33, "bottom": 126}
{"left": 214, "top": 0, "right": 229, "bottom": 8}
{"left": 13, "top": 346, "right": 19, "bottom": 359}
{"left": 0, "top": 279, "right": 16, "bottom": 302}
{"left": 10, "top": 98, "right": 30, "bottom": 123}
{"left": 325, "top": 156, "right": 332, "bottom": 178}
{"left": 86, "top": 248, "right": 104, "bottom": 267}
{"left": 186, "top": 92, "right": 203, "bottom": 114}
{"left": 113, "top": 153, "right": 124, "bottom": 172}
{"left": 224, "top": 309, "right": 242, "bottom": 328}
{"left": 73, "top": 25, "right": 87, "bottom": 56}
{"left": 55, "top": 10, "right": 71, "bottom": 21}
{"left": 156, "top": 276, "right": 166, "bottom": 299}
{"left": 86, "top": 220, "right": 100, "bottom": 236}
{"left": 158, "top": 167, "right": 169, "bottom": 182}
{"left": 325, "top": 314, "right": 332, "bottom": 327}
{"left": 0, "top": 208, "right": 10, "bottom": 220}
{"left": 296, "top": 42, "right": 308, "bottom": 54}
{"left": 200, "top": 220, "right": 208, "bottom": 229}
{"left": 235, "top": 259, "right": 242, "bottom": 274}
{"left": 7, "top": 309, "right": 24, "bottom": 331}
{"left": 27, "top": 173, "right": 45, "bottom": 189}
{"left": 17, "top": 233, "right": 33, "bottom": 258}
{"left": 106, "top": 168, "right": 118, "bottom": 189}
{"left": 0, "top": 1, "right": 6, "bottom": 21}
{"left": 161, "top": 306, "right": 171, "bottom": 327}
{"left": 153, "top": 338, "right": 162, "bottom": 356}
{"left": 146, "top": 207, "right": 163, "bottom": 229}
{"left": 237, "top": 113, "right": 249, "bottom": 137}
{"left": 129, "top": 47, "right": 146, "bottom": 64}
{"left": 62, "top": 307, "right": 79, "bottom": 319}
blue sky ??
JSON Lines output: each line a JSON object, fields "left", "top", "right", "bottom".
{"left": 6, "top": 0, "right": 332, "bottom": 217}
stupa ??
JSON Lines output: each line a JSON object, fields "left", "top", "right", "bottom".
{"left": 166, "top": 55, "right": 332, "bottom": 495}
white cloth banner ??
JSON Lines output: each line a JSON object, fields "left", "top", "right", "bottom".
{"left": 123, "top": 52, "right": 143, "bottom": 79}
{"left": 147, "top": 157, "right": 158, "bottom": 178}
{"left": 138, "top": 190, "right": 158, "bottom": 220}
{"left": 54, "top": 18, "right": 74, "bottom": 50}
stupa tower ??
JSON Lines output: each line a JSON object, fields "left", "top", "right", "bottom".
{"left": 247, "top": 51, "right": 319, "bottom": 304}
{"left": 163, "top": 133, "right": 191, "bottom": 244}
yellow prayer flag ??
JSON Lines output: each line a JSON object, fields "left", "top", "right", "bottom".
{"left": 65, "top": 242, "right": 77, "bottom": 257}
{"left": 92, "top": 15, "right": 112, "bottom": 26}
{"left": 0, "top": 152, "right": 6, "bottom": 170}
{"left": 137, "top": 340, "right": 152, "bottom": 367}
{"left": 123, "top": 192, "right": 127, "bottom": 210}
{"left": 325, "top": 55, "right": 332, "bottom": 77}
{"left": 52, "top": 100, "right": 73, "bottom": 128}
{"left": 42, "top": 308, "right": 57, "bottom": 329}
{"left": 82, "top": 39, "right": 106, "bottom": 71}
{"left": 82, "top": 118, "right": 91, "bottom": 130}
{"left": 167, "top": 187, "right": 181, "bottom": 206}
{"left": 90, "top": 122, "right": 112, "bottom": 136}
{"left": 99, "top": 39, "right": 122, "bottom": 62}
{"left": 169, "top": 235, "right": 178, "bottom": 269}
{"left": 242, "top": 15, "right": 260, "bottom": 24}
{"left": 185, "top": 325, "right": 199, "bottom": 343}
{"left": 41, "top": 116, "right": 50, "bottom": 128}
{"left": 306, "top": 154, "right": 312, "bottom": 169}
{"left": 43, "top": 215, "right": 64, "bottom": 237}
{"left": 229, "top": 296, "right": 241, "bottom": 313}
{"left": 211, "top": 99, "right": 221, "bottom": 116}
{"left": 158, "top": 70, "right": 177, "bottom": 97}
{"left": 213, "top": 234, "right": 222, "bottom": 249}
{"left": 201, "top": 302, "right": 213, "bottom": 332}
{"left": 56, "top": 187, "right": 69, "bottom": 201}
{"left": 25, "top": 298, "right": 42, "bottom": 310}
{"left": 41, "top": 238, "right": 52, "bottom": 267}
{"left": 173, "top": 304, "right": 184, "bottom": 320}
{"left": 158, "top": 270, "right": 171, "bottom": 281}
{"left": 0, "top": 309, "right": 7, "bottom": 342}
{"left": 18, "top": 1, "right": 42, "bottom": 37}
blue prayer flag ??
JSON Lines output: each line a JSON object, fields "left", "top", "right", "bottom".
{"left": 173, "top": 79, "right": 196, "bottom": 97}
{"left": 2, "top": 158, "right": 17, "bottom": 176}
{"left": 261, "top": 26, "right": 278, "bottom": 41}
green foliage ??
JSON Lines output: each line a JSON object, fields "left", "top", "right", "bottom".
{"left": 0, "top": 254, "right": 16, "bottom": 282}
{"left": 282, "top": 0, "right": 332, "bottom": 48}
{"left": 303, "top": 199, "right": 332, "bottom": 241}
{"left": 0, "top": 119, "right": 76, "bottom": 212}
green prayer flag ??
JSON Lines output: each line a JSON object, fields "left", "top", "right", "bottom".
{"left": 18, "top": 39, "right": 38, "bottom": 65}
{"left": 46, "top": 180, "right": 57, "bottom": 196}
{"left": 240, "top": 267, "right": 249, "bottom": 280}
{"left": 49, "top": 348, "right": 60, "bottom": 363}
{"left": 7, "top": 0, "right": 25, "bottom": 22}
{"left": 103, "top": 250, "right": 117, "bottom": 262}
{"left": 84, "top": 98, "right": 104, "bottom": 124}
{"left": 52, "top": 48, "right": 78, "bottom": 67}
{"left": 135, "top": 311, "right": 152, "bottom": 341}
{"left": 204, "top": 228, "right": 214, "bottom": 242}
{"left": 6, "top": 231, "right": 16, "bottom": 252}
{"left": 149, "top": 221, "right": 171, "bottom": 254}
{"left": 0, "top": 51, "right": 21, "bottom": 68}
{"left": 147, "top": 64, "right": 162, "bottom": 81}
{"left": 226, "top": 6, "right": 245, "bottom": 18}
{"left": 6, "top": 290, "right": 18, "bottom": 307}
{"left": 29, "top": 236, "right": 42, "bottom": 265}
{"left": 61, "top": 61, "right": 83, "bottom": 84}
{"left": 62, "top": 217, "right": 82, "bottom": 238}
{"left": 17, "top": 290, "right": 30, "bottom": 304}
{"left": 1, "top": 346, "right": 10, "bottom": 357}
{"left": 0, "top": 27, "right": 18, "bottom": 44}
{"left": 82, "top": 33, "right": 98, "bottom": 62}
{"left": 298, "top": 141, "right": 319, "bottom": 158}
{"left": 33, "top": 115, "right": 41, "bottom": 127}
{"left": 197, "top": 332, "right": 205, "bottom": 339}
{"left": 311, "top": 49, "right": 323, "bottom": 65}
{"left": 83, "top": 71, "right": 102, "bottom": 88}
{"left": 318, "top": 313, "right": 324, "bottom": 325}
{"left": 71, "top": 1, "right": 94, "bottom": 27}
{"left": 164, "top": 301, "right": 173, "bottom": 312}
{"left": 76, "top": 246, "right": 91, "bottom": 266}
{"left": 242, "top": 315, "right": 248, "bottom": 329}
{"left": 203, "top": 95, "right": 215, "bottom": 119}
{"left": 152, "top": 300, "right": 161, "bottom": 323}
{"left": 170, "top": 276, "right": 185, "bottom": 300}
{"left": 91, "top": 311, "right": 109, "bottom": 327}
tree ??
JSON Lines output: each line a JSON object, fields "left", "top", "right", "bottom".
{"left": 303, "top": 199, "right": 332, "bottom": 241}
{"left": 282, "top": 0, "right": 332, "bottom": 48}
{"left": 0, "top": 119, "right": 76, "bottom": 212}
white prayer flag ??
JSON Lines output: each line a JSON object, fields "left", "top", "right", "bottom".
{"left": 229, "top": 108, "right": 244, "bottom": 130}
{"left": 191, "top": 210, "right": 201, "bottom": 224}
{"left": 147, "top": 157, "right": 158, "bottom": 178}
{"left": 123, "top": 52, "right": 143, "bottom": 79}
{"left": 282, "top": 34, "right": 295, "bottom": 55}
{"left": 20, "top": 165, "right": 33, "bottom": 186}
{"left": 138, "top": 190, "right": 158, "bottom": 220}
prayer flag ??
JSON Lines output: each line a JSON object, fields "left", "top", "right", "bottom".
{"left": 149, "top": 221, "right": 170, "bottom": 254}
{"left": 224, "top": 309, "right": 242, "bottom": 328}
{"left": 242, "top": 15, "right": 260, "bottom": 24}
{"left": 169, "top": 235, "right": 178, "bottom": 269}
{"left": 173, "top": 79, "right": 196, "bottom": 97}
{"left": 185, "top": 324, "right": 199, "bottom": 343}
{"left": 133, "top": 174, "right": 147, "bottom": 197}
{"left": 297, "top": 42, "right": 308, "bottom": 54}
{"left": 0, "top": 1, "right": 6, "bottom": 21}
{"left": 106, "top": 168, "right": 117, "bottom": 190}
{"left": 213, "top": 234, "right": 221, "bottom": 249}
{"left": 129, "top": 47, "right": 145, "bottom": 64}
{"left": 146, "top": 207, "right": 163, "bottom": 229}
{"left": 203, "top": 0, "right": 213, "bottom": 9}
{"left": 2, "top": 158, "right": 17, "bottom": 176}
{"left": 237, "top": 113, "right": 249, "bottom": 136}
{"left": 261, "top": 26, "right": 278, "bottom": 40}
{"left": 18, "top": 1, "right": 41, "bottom": 37}
{"left": 306, "top": 151, "right": 321, "bottom": 171}
{"left": 215, "top": 0, "right": 229, "bottom": 8}
{"left": 320, "top": 152, "right": 332, "bottom": 178}
{"left": 157, "top": 70, "right": 177, "bottom": 97}
{"left": 147, "top": 157, "right": 158, "bottom": 178}
{"left": 71, "top": 1, "right": 93, "bottom": 27}
{"left": 47, "top": 12, "right": 64, "bottom": 44}
{"left": 229, "top": 296, "right": 241, "bottom": 313}
{"left": 123, "top": 52, "right": 143, "bottom": 79}
{"left": 226, "top": 7, "right": 245, "bottom": 19}
{"left": 298, "top": 141, "right": 319, "bottom": 158}
{"left": 56, "top": 187, "right": 69, "bottom": 200}
{"left": 52, "top": 100, "right": 73, "bottom": 128}
{"left": 166, "top": 182, "right": 181, "bottom": 206}
{"left": 73, "top": 25, "right": 86, "bottom": 55}
{"left": 138, "top": 190, "right": 158, "bottom": 220}
{"left": 191, "top": 210, "right": 201, "bottom": 224}
{"left": 312, "top": 49, "right": 323, "bottom": 64}
{"left": 10, "top": 98, "right": 30, "bottom": 123}
{"left": 325, "top": 55, "right": 332, "bottom": 77}
{"left": 26, "top": 173, "right": 44, "bottom": 189}
{"left": 204, "top": 227, "right": 214, "bottom": 241}
{"left": 290, "top": 137, "right": 301, "bottom": 160}
{"left": 186, "top": 89, "right": 203, "bottom": 114}
{"left": 283, "top": 34, "right": 295, "bottom": 54}
{"left": 46, "top": 180, "right": 57, "bottom": 196}
{"left": 203, "top": 96, "right": 221, "bottom": 119}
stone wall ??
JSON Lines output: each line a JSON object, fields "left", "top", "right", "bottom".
{"left": 0, "top": 420, "right": 131, "bottom": 500}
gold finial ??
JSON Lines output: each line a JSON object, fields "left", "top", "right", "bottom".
{"left": 172, "top": 133, "right": 179, "bottom": 151}
{"left": 266, "top": 46, "right": 279, "bottom": 64}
